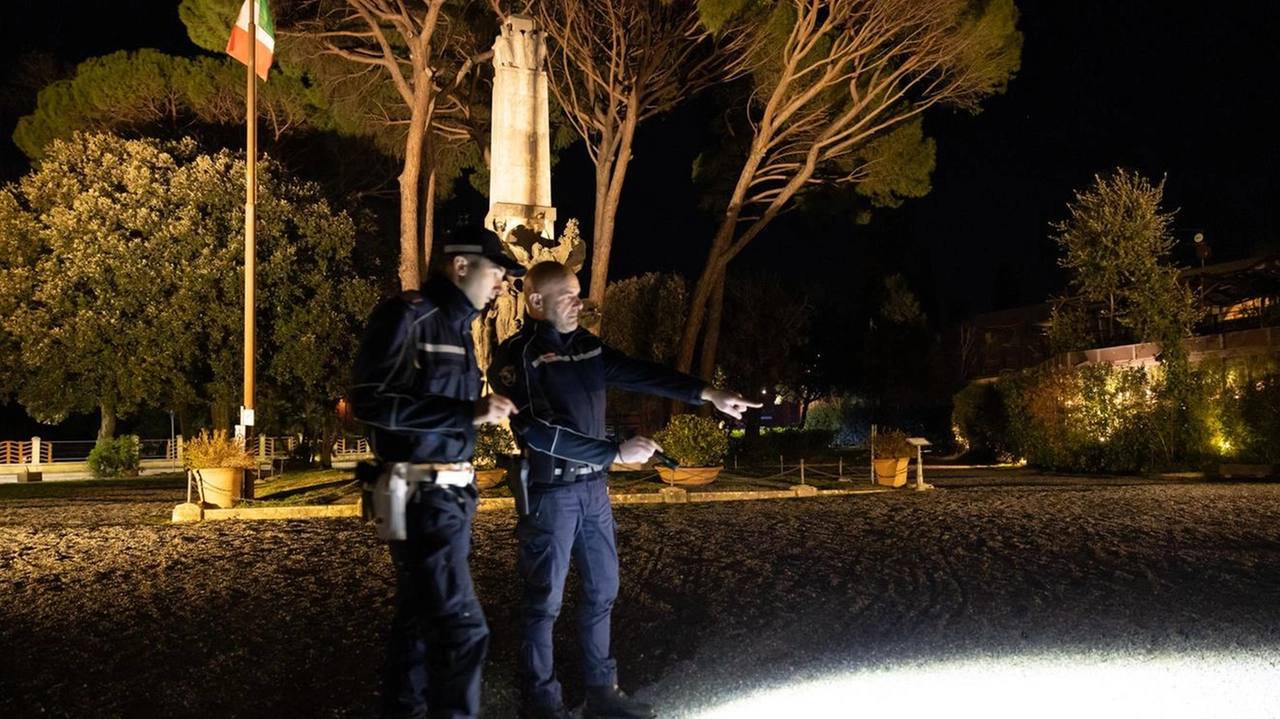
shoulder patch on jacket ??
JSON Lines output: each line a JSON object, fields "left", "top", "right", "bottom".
{"left": 498, "top": 364, "right": 517, "bottom": 388}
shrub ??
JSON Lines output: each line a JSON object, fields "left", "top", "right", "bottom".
{"left": 183, "top": 429, "right": 257, "bottom": 470}
{"left": 86, "top": 435, "right": 141, "bottom": 478}
{"left": 993, "top": 360, "right": 1280, "bottom": 473}
{"left": 654, "top": 414, "right": 728, "bottom": 467}
{"left": 998, "top": 364, "right": 1159, "bottom": 472}
{"left": 956, "top": 354, "right": 1280, "bottom": 474}
{"left": 804, "top": 394, "right": 871, "bottom": 447}
{"left": 473, "top": 422, "right": 517, "bottom": 470}
{"left": 1197, "top": 358, "right": 1280, "bottom": 465}
{"left": 728, "top": 427, "right": 836, "bottom": 462}
{"left": 951, "top": 381, "right": 1012, "bottom": 460}
{"left": 871, "top": 429, "right": 914, "bottom": 459}
{"left": 1240, "top": 376, "right": 1280, "bottom": 463}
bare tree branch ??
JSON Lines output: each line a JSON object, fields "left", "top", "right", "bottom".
{"left": 534, "top": 0, "right": 750, "bottom": 306}
{"left": 676, "top": 0, "right": 1021, "bottom": 377}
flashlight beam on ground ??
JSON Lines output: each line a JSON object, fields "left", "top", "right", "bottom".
{"left": 678, "top": 651, "right": 1280, "bottom": 719}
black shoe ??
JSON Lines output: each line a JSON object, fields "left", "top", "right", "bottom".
{"left": 583, "top": 685, "right": 655, "bottom": 719}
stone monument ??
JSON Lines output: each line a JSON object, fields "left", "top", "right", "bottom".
{"left": 481, "top": 14, "right": 586, "bottom": 372}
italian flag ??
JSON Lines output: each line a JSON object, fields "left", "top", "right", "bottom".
{"left": 226, "top": 0, "right": 275, "bottom": 81}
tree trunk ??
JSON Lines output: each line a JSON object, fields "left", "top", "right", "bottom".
{"left": 675, "top": 142, "right": 767, "bottom": 375}
{"left": 744, "top": 407, "right": 761, "bottom": 441}
{"left": 398, "top": 162, "right": 422, "bottom": 291}
{"left": 175, "top": 403, "right": 189, "bottom": 441}
{"left": 676, "top": 274, "right": 711, "bottom": 374}
{"left": 398, "top": 75, "right": 434, "bottom": 291}
{"left": 420, "top": 128, "right": 437, "bottom": 276}
{"left": 698, "top": 273, "right": 726, "bottom": 382}
{"left": 1108, "top": 293, "right": 1116, "bottom": 341}
{"left": 588, "top": 101, "right": 640, "bottom": 314}
{"left": 680, "top": 235, "right": 732, "bottom": 376}
{"left": 588, "top": 131, "right": 613, "bottom": 308}
{"left": 674, "top": 252, "right": 726, "bottom": 416}
{"left": 588, "top": 197, "right": 614, "bottom": 311}
{"left": 319, "top": 418, "right": 334, "bottom": 470}
{"left": 212, "top": 402, "right": 232, "bottom": 432}
{"left": 98, "top": 405, "right": 116, "bottom": 441}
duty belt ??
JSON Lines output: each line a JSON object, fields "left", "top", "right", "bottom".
{"left": 552, "top": 464, "right": 599, "bottom": 477}
{"left": 404, "top": 462, "right": 475, "bottom": 487}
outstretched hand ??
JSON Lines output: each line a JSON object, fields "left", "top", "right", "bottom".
{"left": 701, "top": 388, "right": 764, "bottom": 420}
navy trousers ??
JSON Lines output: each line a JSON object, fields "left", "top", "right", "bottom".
{"left": 383, "top": 484, "right": 489, "bottom": 719}
{"left": 517, "top": 479, "right": 621, "bottom": 710}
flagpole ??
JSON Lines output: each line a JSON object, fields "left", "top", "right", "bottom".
{"left": 244, "top": 1, "right": 258, "bottom": 493}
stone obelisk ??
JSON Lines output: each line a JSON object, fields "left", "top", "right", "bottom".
{"left": 487, "top": 14, "right": 556, "bottom": 247}
{"left": 481, "top": 15, "right": 586, "bottom": 364}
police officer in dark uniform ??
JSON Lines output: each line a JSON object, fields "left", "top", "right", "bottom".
{"left": 489, "top": 261, "right": 760, "bottom": 719}
{"left": 352, "top": 227, "right": 524, "bottom": 719}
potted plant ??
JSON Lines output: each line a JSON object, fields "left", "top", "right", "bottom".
{"left": 872, "top": 428, "right": 913, "bottom": 487}
{"left": 653, "top": 414, "right": 729, "bottom": 486}
{"left": 473, "top": 422, "right": 517, "bottom": 490}
{"left": 184, "top": 429, "right": 257, "bottom": 508}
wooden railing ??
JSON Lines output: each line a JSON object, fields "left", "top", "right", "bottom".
{"left": 0, "top": 436, "right": 372, "bottom": 468}
{"left": 0, "top": 440, "right": 53, "bottom": 465}
{"left": 332, "top": 437, "right": 370, "bottom": 458}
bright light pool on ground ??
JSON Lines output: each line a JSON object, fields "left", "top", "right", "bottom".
{"left": 678, "top": 651, "right": 1280, "bottom": 719}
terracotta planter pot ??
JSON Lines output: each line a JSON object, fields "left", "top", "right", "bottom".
{"left": 197, "top": 467, "right": 243, "bottom": 508}
{"left": 474, "top": 468, "right": 507, "bottom": 490}
{"left": 873, "top": 457, "right": 909, "bottom": 487}
{"left": 656, "top": 465, "right": 723, "bottom": 486}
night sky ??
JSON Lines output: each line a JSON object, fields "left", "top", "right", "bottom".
{"left": 4, "top": 1, "right": 1278, "bottom": 325}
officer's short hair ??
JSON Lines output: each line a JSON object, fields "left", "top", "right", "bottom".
{"left": 524, "top": 261, "right": 574, "bottom": 294}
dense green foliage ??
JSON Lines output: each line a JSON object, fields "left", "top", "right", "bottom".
{"left": 0, "top": 132, "right": 379, "bottom": 436}
{"left": 803, "top": 394, "right": 871, "bottom": 447}
{"left": 601, "top": 272, "right": 691, "bottom": 432}
{"left": 865, "top": 273, "right": 949, "bottom": 431}
{"left": 473, "top": 423, "right": 517, "bottom": 471}
{"left": 719, "top": 274, "right": 812, "bottom": 406}
{"left": 655, "top": 414, "right": 729, "bottom": 467}
{"left": 86, "top": 435, "right": 142, "bottom": 478}
{"left": 728, "top": 427, "right": 837, "bottom": 462}
{"left": 951, "top": 381, "right": 1012, "bottom": 461}
{"left": 13, "top": 50, "right": 330, "bottom": 160}
{"left": 1051, "top": 168, "right": 1199, "bottom": 348}
{"left": 602, "top": 273, "right": 690, "bottom": 365}
{"left": 954, "top": 357, "right": 1280, "bottom": 472}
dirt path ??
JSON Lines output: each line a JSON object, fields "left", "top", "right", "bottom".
{"left": 3, "top": 473, "right": 1280, "bottom": 717}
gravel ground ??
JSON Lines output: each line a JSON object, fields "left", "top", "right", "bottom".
{"left": 3, "top": 470, "right": 1280, "bottom": 718}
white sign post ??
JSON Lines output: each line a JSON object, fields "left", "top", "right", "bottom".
{"left": 908, "top": 437, "right": 933, "bottom": 491}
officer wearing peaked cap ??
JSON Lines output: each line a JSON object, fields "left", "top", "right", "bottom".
{"left": 351, "top": 226, "right": 523, "bottom": 719}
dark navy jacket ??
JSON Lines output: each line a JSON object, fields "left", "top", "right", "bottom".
{"left": 351, "top": 275, "right": 480, "bottom": 464}
{"left": 489, "top": 319, "right": 706, "bottom": 486}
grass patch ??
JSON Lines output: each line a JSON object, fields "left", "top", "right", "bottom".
{"left": 475, "top": 469, "right": 856, "bottom": 497}
{"left": 0, "top": 467, "right": 362, "bottom": 506}
{"left": 0, "top": 474, "right": 188, "bottom": 501}
{"left": 477, "top": 471, "right": 670, "bottom": 497}
{"left": 251, "top": 468, "right": 360, "bottom": 506}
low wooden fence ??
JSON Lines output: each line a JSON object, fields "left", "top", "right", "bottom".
{"left": 0, "top": 436, "right": 373, "bottom": 470}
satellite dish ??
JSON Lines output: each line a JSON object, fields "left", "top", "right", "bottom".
{"left": 1193, "top": 232, "right": 1205, "bottom": 244}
